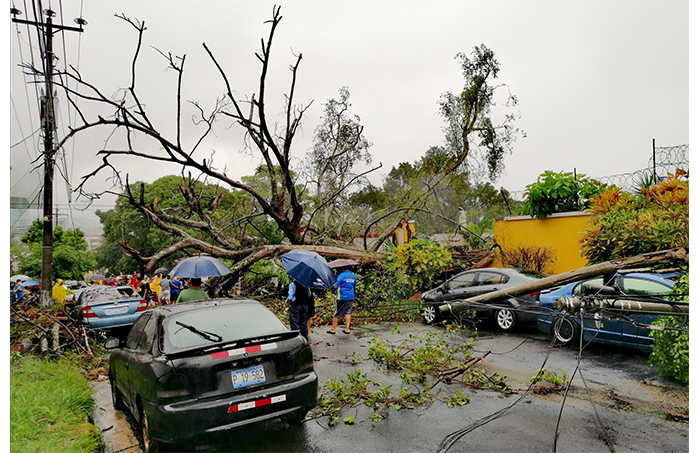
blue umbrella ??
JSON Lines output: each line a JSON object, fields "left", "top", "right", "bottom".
{"left": 280, "top": 249, "right": 335, "bottom": 290}
{"left": 22, "top": 279, "right": 41, "bottom": 288}
{"left": 168, "top": 256, "right": 232, "bottom": 278}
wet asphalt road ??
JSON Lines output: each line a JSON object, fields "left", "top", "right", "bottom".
{"left": 91, "top": 322, "right": 689, "bottom": 452}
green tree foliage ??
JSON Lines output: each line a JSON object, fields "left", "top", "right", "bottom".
{"left": 14, "top": 220, "right": 96, "bottom": 280}
{"left": 96, "top": 175, "right": 264, "bottom": 274}
{"left": 438, "top": 44, "right": 520, "bottom": 181}
{"left": 359, "top": 240, "right": 453, "bottom": 307}
{"left": 649, "top": 274, "right": 689, "bottom": 384}
{"left": 305, "top": 87, "right": 373, "bottom": 235}
{"left": 519, "top": 170, "right": 608, "bottom": 219}
{"left": 580, "top": 171, "right": 689, "bottom": 263}
{"left": 351, "top": 146, "right": 517, "bottom": 238}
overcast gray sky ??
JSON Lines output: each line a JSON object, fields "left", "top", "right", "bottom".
{"left": 8, "top": 0, "right": 691, "bottom": 236}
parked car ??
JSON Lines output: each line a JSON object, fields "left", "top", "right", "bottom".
{"left": 106, "top": 298, "right": 318, "bottom": 451}
{"left": 68, "top": 285, "right": 147, "bottom": 331}
{"left": 421, "top": 267, "right": 546, "bottom": 331}
{"left": 537, "top": 272, "right": 680, "bottom": 351}
{"left": 65, "top": 280, "right": 89, "bottom": 303}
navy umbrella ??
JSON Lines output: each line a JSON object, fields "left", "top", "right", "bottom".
{"left": 280, "top": 249, "right": 335, "bottom": 290}
{"left": 168, "top": 256, "right": 231, "bottom": 278}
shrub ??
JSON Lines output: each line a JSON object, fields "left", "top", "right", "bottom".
{"left": 648, "top": 274, "right": 689, "bottom": 385}
{"left": 580, "top": 171, "right": 689, "bottom": 263}
{"left": 500, "top": 245, "right": 556, "bottom": 274}
{"left": 519, "top": 170, "right": 607, "bottom": 219}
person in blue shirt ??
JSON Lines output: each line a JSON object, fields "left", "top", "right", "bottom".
{"left": 328, "top": 266, "right": 357, "bottom": 335}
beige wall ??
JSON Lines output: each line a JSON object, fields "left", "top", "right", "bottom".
{"left": 492, "top": 211, "right": 592, "bottom": 274}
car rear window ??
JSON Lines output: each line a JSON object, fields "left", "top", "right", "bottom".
{"left": 79, "top": 287, "right": 135, "bottom": 303}
{"left": 162, "top": 302, "right": 288, "bottom": 352}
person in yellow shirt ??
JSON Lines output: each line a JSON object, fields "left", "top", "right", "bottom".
{"left": 52, "top": 279, "right": 67, "bottom": 304}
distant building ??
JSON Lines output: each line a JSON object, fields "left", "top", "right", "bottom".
{"left": 10, "top": 197, "right": 35, "bottom": 235}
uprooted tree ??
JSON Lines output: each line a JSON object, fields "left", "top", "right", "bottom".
{"left": 38, "top": 6, "right": 520, "bottom": 279}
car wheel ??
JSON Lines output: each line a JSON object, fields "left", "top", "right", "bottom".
{"left": 110, "top": 374, "right": 125, "bottom": 411}
{"left": 140, "top": 406, "right": 160, "bottom": 452}
{"left": 553, "top": 315, "right": 579, "bottom": 345}
{"left": 422, "top": 304, "right": 441, "bottom": 324}
{"left": 494, "top": 307, "right": 517, "bottom": 331}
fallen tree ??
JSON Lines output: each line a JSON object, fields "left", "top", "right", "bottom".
{"left": 439, "top": 247, "right": 689, "bottom": 317}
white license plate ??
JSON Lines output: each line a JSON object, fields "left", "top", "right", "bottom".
{"left": 104, "top": 306, "right": 128, "bottom": 315}
{"left": 231, "top": 365, "right": 266, "bottom": 389}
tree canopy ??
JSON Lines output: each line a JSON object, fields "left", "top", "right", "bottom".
{"left": 14, "top": 220, "right": 96, "bottom": 280}
{"left": 39, "top": 6, "right": 520, "bottom": 279}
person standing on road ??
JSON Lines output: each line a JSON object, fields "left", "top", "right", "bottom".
{"left": 52, "top": 279, "right": 67, "bottom": 304}
{"left": 129, "top": 273, "right": 140, "bottom": 291}
{"left": 175, "top": 278, "right": 209, "bottom": 303}
{"left": 328, "top": 266, "right": 357, "bottom": 335}
{"left": 307, "top": 289, "right": 317, "bottom": 334}
{"left": 158, "top": 275, "right": 171, "bottom": 305}
{"left": 287, "top": 279, "right": 311, "bottom": 340}
{"left": 170, "top": 278, "right": 181, "bottom": 301}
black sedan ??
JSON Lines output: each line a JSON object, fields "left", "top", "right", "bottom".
{"left": 106, "top": 298, "right": 318, "bottom": 451}
{"left": 421, "top": 267, "right": 545, "bottom": 331}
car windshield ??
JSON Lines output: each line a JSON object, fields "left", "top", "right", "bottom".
{"left": 162, "top": 302, "right": 288, "bottom": 352}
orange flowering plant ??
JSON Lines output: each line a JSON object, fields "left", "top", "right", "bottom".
{"left": 580, "top": 170, "right": 689, "bottom": 263}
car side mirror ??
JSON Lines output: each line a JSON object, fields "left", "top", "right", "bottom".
{"left": 104, "top": 337, "right": 122, "bottom": 349}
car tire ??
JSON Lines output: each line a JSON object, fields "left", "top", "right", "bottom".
{"left": 494, "top": 307, "right": 517, "bottom": 332}
{"left": 110, "top": 374, "right": 125, "bottom": 411}
{"left": 140, "top": 406, "right": 160, "bottom": 452}
{"left": 553, "top": 315, "right": 579, "bottom": 345}
{"left": 421, "top": 304, "right": 441, "bottom": 324}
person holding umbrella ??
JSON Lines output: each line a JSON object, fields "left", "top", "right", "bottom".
{"left": 328, "top": 265, "right": 357, "bottom": 335}
{"left": 175, "top": 278, "right": 209, "bottom": 303}
{"left": 286, "top": 279, "right": 312, "bottom": 340}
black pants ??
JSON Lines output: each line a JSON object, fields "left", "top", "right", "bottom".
{"left": 289, "top": 304, "right": 309, "bottom": 340}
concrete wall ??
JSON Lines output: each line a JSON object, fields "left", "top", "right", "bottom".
{"left": 492, "top": 211, "right": 592, "bottom": 274}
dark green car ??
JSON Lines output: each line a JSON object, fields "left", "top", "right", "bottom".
{"left": 106, "top": 298, "right": 318, "bottom": 451}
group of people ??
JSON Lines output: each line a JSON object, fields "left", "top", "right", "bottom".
{"left": 130, "top": 274, "right": 211, "bottom": 305}
{"left": 286, "top": 265, "right": 357, "bottom": 341}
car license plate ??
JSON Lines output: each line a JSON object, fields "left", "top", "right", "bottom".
{"left": 231, "top": 365, "right": 266, "bottom": 389}
{"left": 104, "top": 306, "right": 128, "bottom": 315}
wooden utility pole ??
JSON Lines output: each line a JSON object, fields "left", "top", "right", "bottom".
{"left": 439, "top": 248, "right": 688, "bottom": 318}
{"left": 11, "top": 8, "right": 86, "bottom": 306}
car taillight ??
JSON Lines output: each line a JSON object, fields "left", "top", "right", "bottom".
{"left": 81, "top": 306, "right": 97, "bottom": 318}
{"left": 156, "top": 373, "right": 194, "bottom": 400}
{"left": 136, "top": 300, "right": 148, "bottom": 312}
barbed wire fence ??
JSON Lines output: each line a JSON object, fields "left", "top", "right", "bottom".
{"left": 506, "top": 143, "right": 689, "bottom": 201}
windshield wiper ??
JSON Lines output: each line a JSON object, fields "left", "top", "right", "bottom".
{"left": 175, "top": 321, "right": 223, "bottom": 342}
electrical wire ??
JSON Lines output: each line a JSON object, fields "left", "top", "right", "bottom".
{"left": 436, "top": 332, "right": 558, "bottom": 453}
{"left": 552, "top": 310, "right": 614, "bottom": 453}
